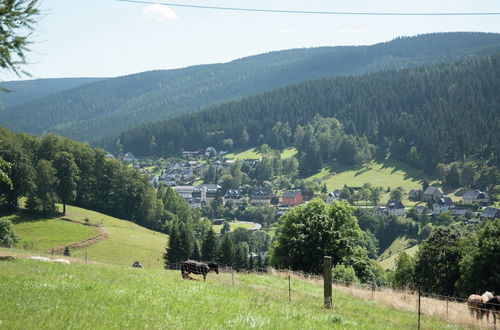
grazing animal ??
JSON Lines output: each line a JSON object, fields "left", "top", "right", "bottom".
{"left": 132, "top": 261, "right": 144, "bottom": 268}
{"left": 29, "top": 256, "right": 50, "bottom": 262}
{"left": 481, "top": 291, "right": 494, "bottom": 321}
{"left": 467, "top": 294, "right": 485, "bottom": 319}
{"left": 485, "top": 296, "right": 500, "bottom": 324}
{"left": 180, "top": 260, "right": 219, "bottom": 281}
{"left": 52, "top": 258, "right": 70, "bottom": 264}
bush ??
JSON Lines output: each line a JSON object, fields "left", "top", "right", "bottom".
{"left": 0, "top": 219, "right": 19, "bottom": 247}
{"left": 332, "top": 264, "right": 359, "bottom": 285}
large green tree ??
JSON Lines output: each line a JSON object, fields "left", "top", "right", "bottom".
{"left": 414, "top": 227, "right": 462, "bottom": 296}
{"left": 32, "top": 159, "right": 59, "bottom": 214}
{"left": 456, "top": 219, "right": 500, "bottom": 296}
{"left": 270, "top": 199, "right": 360, "bottom": 274}
{"left": 0, "top": 218, "right": 19, "bottom": 247}
{"left": 53, "top": 151, "right": 79, "bottom": 215}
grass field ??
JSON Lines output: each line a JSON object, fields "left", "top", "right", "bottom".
{"left": 0, "top": 259, "right": 459, "bottom": 329}
{"left": 379, "top": 245, "right": 419, "bottom": 270}
{"left": 225, "top": 147, "right": 297, "bottom": 160}
{"left": 60, "top": 205, "right": 167, "bottom": 268}
{"left": 212, "top": 221, "right": 254, "bottom": 233}
{"left": 2, "top": 212, "right": 98, "bottom": 251}
{"left": 306, "top": 159, "right": 434, "bottom": 206}
{"left": 3, "top": 205, "right": 167, "bottom": 268}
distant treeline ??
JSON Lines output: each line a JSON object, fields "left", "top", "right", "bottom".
{"left": 120, "top": 53, "right": 500, "bottom": 173}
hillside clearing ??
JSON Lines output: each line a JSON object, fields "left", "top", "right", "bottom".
{"left": 212, "top": 220, "right": 255, "bottom": 233}
{"left": 4, "top": 205, "right": 167, "bottom": 268}
{"left": 379, "top": 245, "right": 419, "bottom": 270}
{"left": 2, "top": 212, "right": 98, "bottom": 251}
{"left": 306, "top": 159, "right": 434, "bottom": 205}
{"left": 0, "top": 259, "right": 460, "bottom": 329}
{"left": 225, "top": 147, "right": 297, "bottom": 160}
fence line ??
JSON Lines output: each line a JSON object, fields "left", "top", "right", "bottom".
{"left": 1, "top": 247, "right": 498, "bottom": 328}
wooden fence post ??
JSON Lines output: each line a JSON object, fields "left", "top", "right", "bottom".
{"left": 288, "top": 274, "right": 291, "bottom": 302}
{"left": 417, "top": 290, "right": 421, "bottom": 330}
{"left": 323, "top": 256, "right": 332, "bottom": 309}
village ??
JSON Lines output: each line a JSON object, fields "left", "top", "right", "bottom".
{"left": 111, "top": 147, "right": 500, "bottom": 226}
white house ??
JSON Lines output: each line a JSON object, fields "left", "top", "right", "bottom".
{"left": 433, "top": 197, "right": 455, "bottom": 215}
{"left": 385, "top": 200, "right": 405, "bottom": 217}
{"left": 326, "top": 190, "right": 341, "bottom": 204}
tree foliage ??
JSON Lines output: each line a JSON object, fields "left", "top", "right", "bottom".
{"left": 270, "top": 199, "right": 360, "bottom": 274}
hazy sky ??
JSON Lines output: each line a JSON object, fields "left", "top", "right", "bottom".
{"left": 2, "top": 0, "right": 500, "bottom": 80}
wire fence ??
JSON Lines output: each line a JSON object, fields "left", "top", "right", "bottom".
{"left": 1, "top": 247, "right": 498, "bottom": 329}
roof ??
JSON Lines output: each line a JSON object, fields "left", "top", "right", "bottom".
{"left": 250, "top": 188, "right": 272, "bottom": 197}
{"left": 328, "top": 190, "right": 341, "bottom": 197}
{"left": 423, "top": 187, "right": 443, "bottom": 195}
{"left": 463, "top": 190, "right": 489, "bottom": 200}
{"left": 282, "top": 190, "right": 301, "bottom": 198}
{"left": 193, "top": 184, "right": 221, "bottom": 192}
{"left": 435, "top": 197, "right": 454, "bottom": 206}
{"left": 481, "top": 207, "right": 500, "bottom": 218}
{"left": 386, "top": 200, "right": 405, "bottom": 209}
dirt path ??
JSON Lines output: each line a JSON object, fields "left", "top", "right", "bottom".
{"left": 49, "top": 219, "right": 109, "bottom": 253}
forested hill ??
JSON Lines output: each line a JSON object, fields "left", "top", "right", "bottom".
{"left": 0, "top": 77, "right": 102, "bottom": 108}
{"left": 2, "top": 32, "right": 500, "bottom": 147}
{"left": 120, "top": 53, "right": 500, "bottom": 172}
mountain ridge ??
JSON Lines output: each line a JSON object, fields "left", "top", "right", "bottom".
{"left": 1, "top": 32, "right": 500, "bottom": 148}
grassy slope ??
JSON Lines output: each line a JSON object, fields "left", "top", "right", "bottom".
{"left": 212, "top": 221, "right": 254, "bottom": 233}
{"left": 60, "top": 205, "right": 167, "bottom": 268}
{"left": 2, "top": 212, "right": 97, "bottom": 251}
{"left": 4, "top": 205, "right": 167, "bottom": 268}
{"left": 0, "top": 259, "right": 457, "bottom": 329}
{"left": 307, "top": 159, "right": 434, "bottom": 206}
{"left": 379, "top": 245, "right": 419, "bottom": 270}
{"left": 225, "top": 147, "right": 297, "bottom": 160}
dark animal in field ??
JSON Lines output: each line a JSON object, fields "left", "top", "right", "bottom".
{"left": 0, "top": 256, "right": 16, "bottom": 261}
{"left": 132, "top": 261, "right": 144, "bottom": 268}
{"left": 485, "top": 296, "right": 500, "bottom": 324}
{"left": 467, "top": 294, "right": 486, "bottom": 320}
{"left": 180, "top": 260, "right": 219, "bottom": 281}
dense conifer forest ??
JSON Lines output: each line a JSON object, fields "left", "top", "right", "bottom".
{"left": 120, "top": 53, "right": 500, "bottom": 173}
{"left": 1, "top": 32, "right": 500, "bottom": 147}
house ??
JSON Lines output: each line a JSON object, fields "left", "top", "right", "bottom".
{"left": 408, "top": 189, "right": 422, "bottom": 201}
{"left": 122, "top": 152, "right": 136, "bottom": 163}
{"left": 181, "top": 150, "right": 200, "bottom": 159}
{"left": 205, "top": 147, "right": 217, "bottom": 157}
{"left": 481, "top": 207, "right": 500, "bottom": 219}
{"left": 422, "top": 187, "right": 444, "bottom": 202}
{"left": 462, "top": 190, "right": 490, "bottom": 205}
{"left": 187, "top": 197, "right": 202, "bottom": 208}
{"left": 250, "top": 188, "right": 272, "bottom": 205}
{"left": 224, "top": 189, "right": 243, "bottom": 201}
{"left": 385, "top": 200, "right": 405, "bottom": 217}
{"left": 282, "top": 190, "right": 303, "bottom": 206}
{"left": 433, "top": 197, "right": 455, "bottom": 215}
{"left": 173, "top": 186, "right": 195, "bottom": 199}
{"left": 192, "top": 184, "right": 221, "bottom": 202}
{"left": 326, "top": 190, "right": 341, "bottom": 204}
{"left": 452, "top": 208, "right": 467, "bottom": 217}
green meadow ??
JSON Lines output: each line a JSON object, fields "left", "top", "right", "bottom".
{"left": 3, "top": 205, "right": 167, "bottom": 268}
{"left": 0, "top": 259, "right": 459, "bottom": 329}
{"left": 225, "top": 147, "right": 297, "bottom": 160}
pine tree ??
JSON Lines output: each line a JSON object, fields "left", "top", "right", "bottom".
{"left": 192, "top": 240, "right": 201, "bottom": 261}
{"left": 202, "top": 229, "right": 217, "bottom": 261}
{"left": 217, "top": 233, "right": 235, "bottom": 267}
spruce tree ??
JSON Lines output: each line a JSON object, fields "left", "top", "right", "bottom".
{"left": 192, "top": 240, "right": 201, "bottom": 261}
{"left": 202, "top": 229, "right": 217, "bottom": 261}
{"left": 217, "top": 234, "right": 235, "bottom": 267}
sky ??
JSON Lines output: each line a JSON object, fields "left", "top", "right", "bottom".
{"left": 2, "top": 0, "right": 500, "bottom": 80}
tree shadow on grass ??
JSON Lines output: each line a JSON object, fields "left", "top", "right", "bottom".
{"left": 378, "top": 158, "right": 433, "bottom": 184}
{"left": 0, "top": 210, "right": 58, "bottom": 225}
